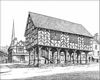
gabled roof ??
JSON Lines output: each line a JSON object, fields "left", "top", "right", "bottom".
{"left": 29, "top": 12, "right": 92, "bottom": 37}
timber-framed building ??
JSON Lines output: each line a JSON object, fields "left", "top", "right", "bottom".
{"left": 8, "top": 21, "right": 29, "bottom": 63}
{"left": 24, "top": 12, "right": 93, "bottom": 66}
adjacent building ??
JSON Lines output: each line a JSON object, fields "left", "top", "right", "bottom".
{"left": 12, "top": 40, "right": 29, "bottom": 62}
{"left": 0, "top": 50, "right": 7, "bottom": 63}
{"left": 8, "top": 21, "right": 29, "bottom": 63}
{"left": 92, "top": 33, "right": 100, "bottom": 60}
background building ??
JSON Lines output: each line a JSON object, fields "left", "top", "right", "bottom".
{"left": 0, "top": 50, "right": 8, "bottom": 63}
{"left": 0, "top": 46, "right": 9, "bottom": 63}
{"left": 11, "top": 40, "right": 29, "bottom": 63}
{"left": 92, "top": 33, "right": 100, "bottom": 61}
{"left": 8, "top": 21, "right": 29, "bottom": 63}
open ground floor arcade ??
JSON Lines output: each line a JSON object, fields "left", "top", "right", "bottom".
{"left": 27, "top": 45, "right": 90, "bottom": 67}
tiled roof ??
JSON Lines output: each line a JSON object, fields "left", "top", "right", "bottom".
{"left": 29, "top": 12, "right": 92, "bottom": 37}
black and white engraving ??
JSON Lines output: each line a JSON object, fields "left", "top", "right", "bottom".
{"left": 0, "top": 1, "right": 99, "bottom": 80}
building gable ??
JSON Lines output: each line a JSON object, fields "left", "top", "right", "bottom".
{"left": 24, "top": 14, "right": 35, "bottom": 36}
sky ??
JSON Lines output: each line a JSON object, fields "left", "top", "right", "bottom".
{"left": 1, "top": 1, "right": 99, "bottom": 47}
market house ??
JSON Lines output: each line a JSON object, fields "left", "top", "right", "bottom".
{"left": 24, "top": 12, "right": 93, "bottom": 66}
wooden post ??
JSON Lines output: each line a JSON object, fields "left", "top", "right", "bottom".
{"left": 36, "top": 46, "right": 39, "bottom": 67}
{"left": 44, "top": 49, "right": 47, "bottom": 64}
{"left": 44, "top": 48, "right": 46, "bottom": 64}
{"left": 38, "top": 46, "right": 42, "bottom": 67}
{"left": 34, "top": 47, "right": 36, "bottom": 65}
{"left": 80, "top": 51, "right": 82, "bottom": 64}
{"left": 65, "top": 49, "right": 68, "bottom": 63}
{"left": 48, "top": 47, "right": 51, "bottom": 64}
{"left": 65, "top": 50, "right": 66, "bottom": 64}
{"left": 73, "top": 50, "right": 77, "bottom": 64}
{"left": 85, "top": 52, "right": 88, "bottom": 64}
{"left": 57, "top": 48, "right": 58, "bottom": 64}
{"left": 72, "top": 52, "right": 74, "bottom": 64}
{"left": 69, "top": 51, "right": 72, "bottom": 63}
{"left": 29, "top": 50, "right": 34, "bottom": 65}
{"left": 29, "top": 50, "right": 31, "bottom": 65}
{"left": 77, "top": 51, "right": 79, "bottom": 64}
{"left": 57, "top": 48, "right": 60, "bottom": 64}
{"left": 30, "top": 48, "right": 34, "bottom": 65}
{"left": 53, "top": 51, "right": 54, "bottom": 64}
{"left": 72, "top": 51, "right": 74, "bottom": 64}
{"left": 68, "top": 50, "right": 73, "bottom": 63}
{"left": 52, "top": 50, "right": 55, "bottom": 64}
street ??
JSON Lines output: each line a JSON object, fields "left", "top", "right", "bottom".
{"left": 0, "top": 63, "right": 99, "bottom": 80}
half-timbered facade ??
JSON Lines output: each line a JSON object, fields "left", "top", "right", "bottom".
{"left": 24, "top": 12, "right": 93, "bottom": 66}
{"left": 12, "top": 40, "right": 29, "bottom": 62}
{"left": 8, "top": 40, "right": 29, "bottom": 63}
